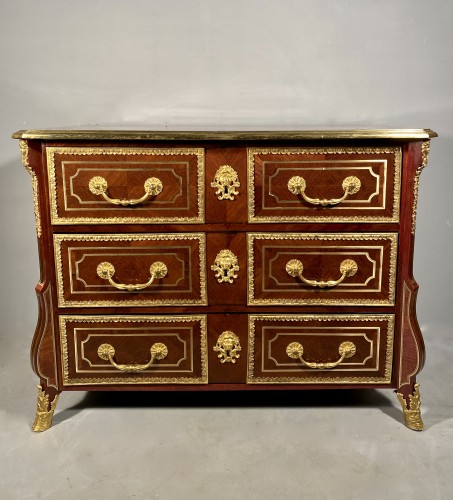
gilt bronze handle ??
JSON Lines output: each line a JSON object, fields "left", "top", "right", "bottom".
{"left": 96, "top": 261, "right": 168, "bottom": 291}
{"left": 287, "top": 175, "right": 361, "bottom": 206}
{"left": 286, "top": 341, "right": 356, "bottom": 369}
{"left": 89, "top": 176, "right": 163, "bottom": 206}
{"left": 285, "top": 258, "right": 358, "bottom": 288}
{"left": 97, "top": 342, "right": 168, "bottom": 372}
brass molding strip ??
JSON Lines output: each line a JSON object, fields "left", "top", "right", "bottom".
{"left": 411, "top": 141, "right": 431, "bottom": 234}
{"left": 60, "top": 315, "right": 208, "bottom": 385}
{"left": 12, "top": 129, "right": 438, "bottom": 140}
{"left": 19, "top": 140, "right": 42, "bottom": 238}
{"left": 247, "top": 314, "right": 394, "bottom": 384}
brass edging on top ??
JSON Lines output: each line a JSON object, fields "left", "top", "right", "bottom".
{"left": 12, "top": 129, "right": 438, "bottom": 141}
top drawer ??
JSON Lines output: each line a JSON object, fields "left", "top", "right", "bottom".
{"left": 248, "top": 147, "right": 401, "bottom": 223}
{"left": 47, "top": 146, "right": 204, "bottom": 224}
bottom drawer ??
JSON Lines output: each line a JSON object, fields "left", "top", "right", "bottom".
{"left": 60, "top": 315, "right": 208, "bottom": 385}
{"left": 247, "top": 314, "right": 394, "bottom": 384}
{"left": 59, "top": 313, "right": 394, "bottom": 386}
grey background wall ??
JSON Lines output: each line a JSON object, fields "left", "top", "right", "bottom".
{"left": 1, "top": 1, "right": 452, "bottom": 499}
{"left": 1, "top": 0, "right": 452, "bottom": 330}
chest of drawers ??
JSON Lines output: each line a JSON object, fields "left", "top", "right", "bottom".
{"left": 13, "top": 128, "right": 436, "bottom": 432}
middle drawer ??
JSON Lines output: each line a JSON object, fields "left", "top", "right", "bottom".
{"left": 248, "top": 232, "right": 398, "bottom": 306}
{"left": 54, "top": 233, "right": 208, "bottom": 307}
{"left": 54, "top": 232, "right": 397, "bottom": 307}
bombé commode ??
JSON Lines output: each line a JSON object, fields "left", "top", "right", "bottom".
{"left": 12, "top": 128, "right": 436, "bottom": 432}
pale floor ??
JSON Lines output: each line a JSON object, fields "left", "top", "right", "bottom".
{"left": 1, "top": 321, "right": 452, "bottom": 500}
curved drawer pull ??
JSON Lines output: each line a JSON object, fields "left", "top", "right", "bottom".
{"left": 286, "top": 341, "right": 356, "bottom": 369}
{"left": 97, "top": 342, "right": 168, "bottom": 372}
{"left": 286, "top": 258, "right": 358, "bottom": 288}
{"left": 96, "top": 261, "right": 168, "bottom": 291}
{"left": 89, "top": 176, "right": 163, "bottom": 206}
{"left": 287, "top": 175, "right": 361, "bottom": 206}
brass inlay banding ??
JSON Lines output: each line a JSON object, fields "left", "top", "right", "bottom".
{"left": 398, "top": 282, "right": 421, "bottom": 388}
{"left": 68, "top": 165, "right": 184, "bottom": 208}
{"left": 265, "top": 328, "right": 376, "bottom": 371}
{"left": 79, "top": 330, "right": 189, "bottom": 372}
{"left": 72, "top": 249, "right": 186, "bottom": 291}
{"left": 268, "top": 249, "right": 378, "bottom": 290}
{"left": 269, "top": 164, "right": 380, "bottom": 205}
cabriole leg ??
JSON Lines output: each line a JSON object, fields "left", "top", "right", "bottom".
{"left": 396, "top": 383, "right": 424, "bottom": 431}
{"left": 32, "top": 384, "right": 60, "bottom": 432}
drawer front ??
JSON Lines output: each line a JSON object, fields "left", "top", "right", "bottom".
{"left": 60, "top": 315, "right": 208, "bottom": 385}
{"left": 54, "top": 234, "right": 207, "bottom": 307}
{"left": 247, "top": 314, "right": 394, "bottom": 384}
{"left": 47, "top": 146, "right": 204, "bottom": 224}
{"left": 248, "top": 233, "right": 397, "bottom": 306}
{"left": 248, "top": 147, "right": 401, "bottom": 222}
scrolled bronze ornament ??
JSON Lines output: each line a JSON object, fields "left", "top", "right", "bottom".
{"left": 211, "top": 165, "right": 240, "bottom": 200}
{"left": 211, "top": 249, "right": 240, "bottom": 283}
{"left": 213, "top": 331, "right": 242, "bottom": 363}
